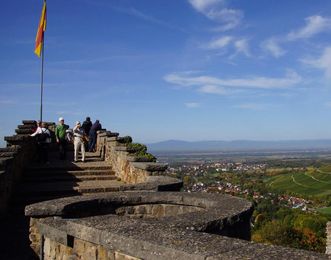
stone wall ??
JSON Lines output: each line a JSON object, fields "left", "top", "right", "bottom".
{"left": 327, "top": 221, "right": 331, "bottom": 255}
{"left": 0, "top": 120, "right": 39, "bottom": 216}
{"left": 96, "top": 131, "right": 182, "bottom": 191}
{"left": 25, "top": 192, "right": 327, "bottom": 260}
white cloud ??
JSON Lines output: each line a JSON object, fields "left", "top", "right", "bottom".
{"left": 234, "top": 103, "right": 267, "bottom": 110}
{"left": 198, "top": 85, "right": 227, "bottom": 95}
{"left": 261, "top": 38, "right": 286, "bottom": 58}
{"left": 234, "top": 39, "right": 250, "bottom": 57}
{"left": 204, "top": 37, "right": 250, "bottom": 58}
{"left": 206, "top": 36, "right": 233, "bottom": 49}
{"left": 302, "top": 46, "right": 331, "bottom": 78}
{"left": 207, "top": 8, "right": 243, "bottom": 31}
{"left": 164, "top": 70, "right": 301, "bottom": 90}
{"left": 262, "top": 15, "right": 331, "bottom": 58}
{"left": 185, "top": 102, "right": 200, "bottom": 108}
{"left": 287, "top": 15, "right": 331, "bottom": 41}
{"left": 188, "top": 0, "right": 243, "bottom": 31}
{"left": 188, "top": 0, "right": 223, "bottom": 12}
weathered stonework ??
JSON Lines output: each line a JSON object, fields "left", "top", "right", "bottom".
{"left": 0, "top": 121, "right": 39, "bottom": 216}
{"left": 96, "top": 131, "right": 182, "bottom": 191}
{"left": 25, "top": 192, "right": 327, "bottom": 259}
{"left": 2, "top": 120, "right": 330, "bottom": 259}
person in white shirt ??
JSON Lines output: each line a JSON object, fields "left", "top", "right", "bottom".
{"left": 73, "top": 121, "right": 86, "bottom": 162}
{"left": 31, "top": 121, "right": 51, "bottom": 163}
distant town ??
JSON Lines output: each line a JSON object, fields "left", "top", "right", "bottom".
{"left": 166, "top": 161, "right": 311, "bottom": 211}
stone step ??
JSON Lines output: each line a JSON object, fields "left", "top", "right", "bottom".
{"left": 24, "top": 169, "right": 114, "bottom": 177}
{"left": 22, "top": 174, "right": 117, "bottom": 182}
{"left": 26, "top": 164, "right": 112, "bottom": 172}
{"left": 17, "top": 124, "right": 36, "bottom": 130}
{"left": 10, "top": 194, "right": 78, "bottom": 211}
{"left": 17, "top": 180, "right": 124, "bottom": 196}
{"left": 15, "top": 129, "right": 34, "bottom": 135}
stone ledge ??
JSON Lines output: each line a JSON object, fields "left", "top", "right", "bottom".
{"left": 106, "top": 137, "right": 118, "bottom": 142}
{"left": 127, "top": 156, "right": 155, "bottom": 162}
{"left": 26, "top": 192, "right": 326, "bottom": 260}
{"left": 0, "top": 147, "right": 21, "bottom": 153}
{"left": 18, "top": 124, "right": 35, "bottom": 130}
{"left": 130, "top": 162, "right": 168, "bottom": 172}
{"left": 25, "top": 192, "right": 252, "bottom": 226}
{"left": 5, "top": 135, "right": 31, "bottom": 142}
{"left": 22, "top": 120, "right": 36, "bottom": 125}
{"left": 0, "top": 152, "right": 17, "bottom": 158}
{"left": 114, "top": 146, "right": 128, "bottom": 152}
{"left": 98, "top": 131, "right": 112, "bottom": 138}
{"left": 15, "top": 129, "right": 34, "bottom": 135}
{"left": 147, "top": 176, "right": 183, "bottom": 191}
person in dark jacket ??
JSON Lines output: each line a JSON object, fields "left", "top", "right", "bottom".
{"left": 88, "top": 120, "right": 102, "bottom": 152}
{"left": 82, "top": 117, "right": 92, "bottom": 150}
{"left": 82, "top": 117, "right": 92, "bottom": 136}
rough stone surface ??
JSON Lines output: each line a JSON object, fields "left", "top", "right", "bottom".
{"left": 28, "top": 205, "right": 327, "bottom": 259}
{"left": 130, "top": 162, "right": 168, "bottom": 172}
{"left": 2, "top": 120, "right": 329, "bottom": 259}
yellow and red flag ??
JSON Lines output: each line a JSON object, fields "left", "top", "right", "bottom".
{"left": 34, "top": 1, "right": 47, "bottom": 57}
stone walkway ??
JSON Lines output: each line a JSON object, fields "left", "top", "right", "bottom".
{"left": 0, "top": 150, "right": 121, "bottom": 259}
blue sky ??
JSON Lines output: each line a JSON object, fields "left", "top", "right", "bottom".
{"left": 1, "top": 0, "right": 331, "bottom": 146}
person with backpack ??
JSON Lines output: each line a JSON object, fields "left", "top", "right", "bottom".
{"left": 55, "top": 117, "right": 69, "bottom": 160}
{"left": 82, "top": 117, "right": 92, "bottom": 136}
{"left": 82, "top": 116, "right": 92, "bottom": 150}
{"left": 88, "top": 120, "right": 102, "bottom": 152}
{"left": 31, "top": 121, "right": 51, "bottom": 163}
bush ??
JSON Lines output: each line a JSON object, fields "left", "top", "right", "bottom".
{"left": 127, "top": 143, "right": 156, "bottom": 162}
{"left": 127, "top": 143, "right": 147, "bottom": 154}
{"left": 117, "top": 136, "right": 132, "bottom": 144}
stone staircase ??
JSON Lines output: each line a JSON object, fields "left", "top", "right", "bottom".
{"left": 1, "top": 149, "right": 122, "bottom": 259}
{"left": 11, "top": 151, "right": 123, "bottom": 210}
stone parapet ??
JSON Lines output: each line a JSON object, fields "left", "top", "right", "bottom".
{"left": 96, "top": 131, "right": 182, "bottom": 191}
{"left": 0, "top": 120, "right": 40, "bottom": 216}
{"left": 25, "top": 192, "right": 327, "bottom": 260}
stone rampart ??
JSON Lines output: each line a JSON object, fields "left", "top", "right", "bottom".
{"left": 0, "top": 120, "right": 39, "bottom": 216}
{"left": 25, "top": 192, "right": 327, "bottom": 260}
{"left": 97, "top": 131, "right": 182, "bottom": 191}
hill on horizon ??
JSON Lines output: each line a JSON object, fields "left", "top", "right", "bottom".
{"left": 147, "top": 139, "right": 331, "bottom": 152}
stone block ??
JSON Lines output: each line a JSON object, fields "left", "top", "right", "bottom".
{"left": 22, "top": 120, "right": 37, "bottom": 125}
{"left": 130, "top": 162, "right": 168, "bottom": 172}
{"left": 107, "top": 137, "right": 118, "bottom": 142}
{"left": 115, "top": 251, "right": 141, "bottom": 260}
{"left": 15, "top": 129, "right": 34, "bottom": 135}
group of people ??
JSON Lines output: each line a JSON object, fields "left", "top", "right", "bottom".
{"left": 31, "top": 116, "right": 102, "bottom": 163}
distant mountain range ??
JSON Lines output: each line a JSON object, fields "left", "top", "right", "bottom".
{"left": 147, "top": 139, "right": 331, "bottom": 152}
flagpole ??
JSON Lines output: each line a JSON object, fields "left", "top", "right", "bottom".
{"left": 40, "top": 38, "right": 44, "bottom": 122}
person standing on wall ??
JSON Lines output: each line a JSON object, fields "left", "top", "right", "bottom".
{"left": 55, "top": 117, "right": 69, "bottom": 160}
{"left": 88, "top": 120, "right": 102, "bottom": 152}
{"left": 73, "top": 121, "right": 86, "bottom": 162}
